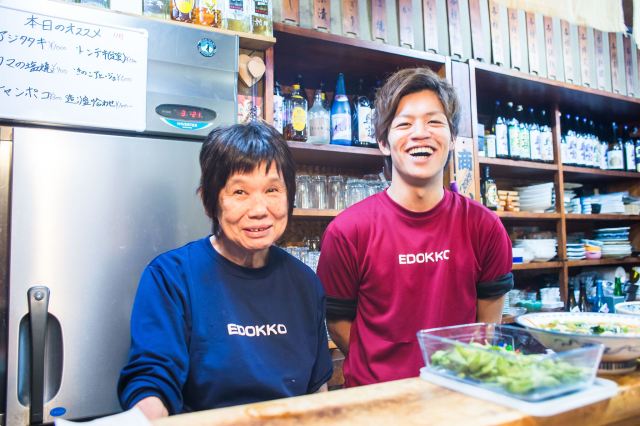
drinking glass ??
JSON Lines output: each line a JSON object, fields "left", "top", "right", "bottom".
{"left": 295, "top": 175, "right": 312, "bottom": 209}
{"left": 310, "top": 175, "right": 328, "bottom": 209}
{"left": 327, "top": 175, "right": 345, "bottom": 210}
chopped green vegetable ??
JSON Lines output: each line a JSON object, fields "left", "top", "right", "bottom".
{"left": 429, "top": 343, "right": 589, "bottom": 396}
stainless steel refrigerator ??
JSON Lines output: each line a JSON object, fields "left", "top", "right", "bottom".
{"left": 0, "top": 2, "right": 238, "bottom": 424}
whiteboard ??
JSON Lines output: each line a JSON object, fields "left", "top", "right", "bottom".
{"left": 0, "top": 4, "right": 148, "bottom": 132}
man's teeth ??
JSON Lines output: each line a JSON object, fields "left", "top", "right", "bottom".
{"left": 408, "top": 147, "right": 434, "bottom": 156}
{"left": 248, "top": 227, "right": 267, "bottom": 232}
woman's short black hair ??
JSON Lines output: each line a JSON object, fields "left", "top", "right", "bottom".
{"left": 198, "top": 121, "right": 296, "bottom": 235}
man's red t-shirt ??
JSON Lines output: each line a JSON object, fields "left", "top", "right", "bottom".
{"left": 317, "top": 189, "right": 512, "bottom": 387}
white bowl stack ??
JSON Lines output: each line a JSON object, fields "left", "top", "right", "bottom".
{"left": 513, "top": 238, "right": 557, "bottom": 262}
{"left": 515, "top": 182, "right": 555, "bottom": 213}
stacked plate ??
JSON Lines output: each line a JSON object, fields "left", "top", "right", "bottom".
{"left": 515, "top": 183, "right": 555, "bottom": 213}
{"left": 583, "top": 239, "right": 603, "bottom": 259}
{"left": 514, "top": 239, "right": 557, "bottom": 262}
{"left": 566, "top": 243, "right": 585, "bottom": 260}
{"left": 594, "top": 227, "right": 632, "bottom": 259}
{"left": 563, "top": 183, "right": 582, "bottom": 214}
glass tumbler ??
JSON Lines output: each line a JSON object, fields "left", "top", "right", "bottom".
{"left": 327, "top": 175, "right": 345, "bottom": 210}
{"left": 295, "top": 175, "right": 312, "bottom": 209}
{"left": 310, "top": 175, "right": 328, "bottom": 209}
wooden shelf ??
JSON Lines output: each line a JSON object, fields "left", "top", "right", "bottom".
{"left": 566, "top": 257, "right": 640, "bottom": 268}
{"left": 562, "top": 166, "right": 640, "bottom": 183}
{"left": 497, "top": 211, "right": 560, "bottom": 220}
{"left": 566, "top": 214, "right": 640, "bottom": 221}
{"left": 478, "top": 157, "right": 557, "bottom": 179}
{"left": 471, "top": 60, "right": 640, "bottom": 123}
{"left": 287, "top": 141, "right": 384, "bottom": 170}
{"left": 512, "top": 261, "right": 563, "bottom": 270}
{"left": 274, "top": 23, "right": 446, "bottom": 90}
{"left": 293, "top": 208, "right": 341, "bottom": 218}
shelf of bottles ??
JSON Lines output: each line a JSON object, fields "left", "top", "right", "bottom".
{"left": 274, "top": 72, "right": 382, "bottom": 165}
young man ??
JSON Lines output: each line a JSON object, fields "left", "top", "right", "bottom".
{"left": 316, "top": 68, "right": 513, "bottom": 387}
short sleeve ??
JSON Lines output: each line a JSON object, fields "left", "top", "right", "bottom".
{"left": 477, "top": 217, "right": 513, "bottom": 298}
{"left": 317, "top": 221, "right": 361, "bottom": 301}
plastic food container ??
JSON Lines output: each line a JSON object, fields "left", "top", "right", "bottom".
{"left": 417, "top": 323, "right": 603, "bottom": 402}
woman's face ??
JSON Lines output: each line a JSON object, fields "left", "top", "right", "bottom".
{"left": 216, "top": 162, "right": 289, "bottom": 256}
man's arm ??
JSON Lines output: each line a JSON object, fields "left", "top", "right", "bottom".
{"left": 476, "top": 295, "right": 506, "bottom": 323}
{"left": 135, "top": 396, "right": 168, "bottom": 420}
{"left": 327, "top": 319, "right": 352, "bottom": 356}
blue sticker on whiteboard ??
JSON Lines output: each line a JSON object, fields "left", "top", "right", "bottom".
{"left": 197, "top": 38, "right": 216, "bottom": 57}
{"left": 162, "top": 118, "right": 213, "bottom": 131}
{"left": 50, "top": 407, "right": 67, "bottom": 417}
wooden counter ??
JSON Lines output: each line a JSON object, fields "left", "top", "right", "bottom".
{"left": 153, "top": 371, "right": 640, "bottom": 426}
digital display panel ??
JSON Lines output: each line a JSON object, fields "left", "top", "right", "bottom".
{"left": 155, "top": 104, "right": 217, "bottom": 122}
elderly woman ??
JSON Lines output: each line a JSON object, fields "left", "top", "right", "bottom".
{"left": 118, "top": 122, "right": 333, "bottom": 419}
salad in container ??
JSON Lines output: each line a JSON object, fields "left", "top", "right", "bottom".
{"left": 417, "top": 323, "right": 604, "bottom": 402}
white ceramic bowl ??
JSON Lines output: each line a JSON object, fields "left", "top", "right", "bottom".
{"left": 615, "top": 301, "right": 640, "bottom": 316}
{"left": 515, "top": 312, "right": 640, "bottom": 364}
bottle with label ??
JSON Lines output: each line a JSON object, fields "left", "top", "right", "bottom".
{"left": 78, "top": 0, "right": 110, "bottom": 8}
{"left": 591, "top": 280, "right": 609, "bottom": 313}
{"left": 566, "top": 280, "right": 580, "bottom": 312}
{"left": 295, "top": 73, "right": 310, "bottom": 106}
{"left": 506, "top": 102, "right": 519, "bottom": 159}
{"left": 607, "top": 122, "right": 625, "bottom": 170}
{"left": 307, "top": 89, "right": 330, "bottom": 144}
{"left": 331, "top": 73, "right": 352, "bottom": 146}
{"left": 517, "top": 105, "right": 530, "bottom": 160}
{"left": 172, "top": 0, "right": 195, "bottom": 22}
{"left": 285, "top": 84, "right": 307, "bottom": 142}
{"left": 614, "top": 276, "right": 624, "bottom": 297}
{"left": 539, "top": 110, "right": 554, "bottom": 162}
{"left": 196, "top": 0, "right": 225, "bottom": 28}
{"left": 493, "top": 101, "right": 509, "bottom": 159}
{"left": 319, "top": 81, "right": 328, "bottom": 109}
{"left": 272, "top": 81, "right": 284, "bottom": 134}
{"left": 485, "top": 134, "right": 497, "bottom": 158}
{"left": 143, "top": 0, "right": 171, "bottom": 19}
{"left": 481, "top": 166, "right": 499, "bottom": 210}
{"left": 352, "top": 79, "right": 375, "bottom": 147}
{"left": 634, "top": 127, "right": 640, "bottom": 173}
{"left": 528, "top": 107, "right": 541, "bottom": 162}
{"left": 623, "top": 125, "right": 636, "bottom": 171}
{"left": 578, "top": 281, "right": 590, "bottom": 312}
{"left": 225, "top": 0, "right": 250, "bottom": 32}
{"left": 250, "top": 0, "right": 272, "bottom": 36}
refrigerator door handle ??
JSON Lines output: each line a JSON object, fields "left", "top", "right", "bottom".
{"left": 27, "top": 286, "right": 50, "bottom": 425}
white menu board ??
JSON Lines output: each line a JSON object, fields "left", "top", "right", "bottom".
{"left": 0, "top": 4, "right": 148, "bottom": 131}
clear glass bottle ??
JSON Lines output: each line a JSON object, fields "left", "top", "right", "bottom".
{"left": 143, "top": 0, "right": 171, "bottom": 19}
{"left": 172, "top": 0, "right": 195, "bottom": 22}
{"left": 225, "top": 0, "right": 250, "bottom": 32}
{"left": 272, "top": 81, "right": 284, "bottom": 134}
{"left": 250, "top": 0, "right": 272, "bottom": 36}
{"left": 196, "top": 0, "right": 225, "bottom": 28}
{"left": 481, "top": 166, "right": 499, "bottom": 210}
{"left": 330, "top": 73, "right": 352, "bottom": 146}
{"left": 566, "top": 280, "right": 580, "bottom": 312}
{"left": 308, "top": 89, "right": 330, "bottom": 144}
{"left": 285, "top": 84, "right": 307, "bottom": 142}
{"left": 493, "top": 101, "right": 509, "bottom": 159}
{"left": 352, "top": 79, "right": 375, "bottom": 147}
{"left": 635, "top": 127, "right": 640, "bottom": 173}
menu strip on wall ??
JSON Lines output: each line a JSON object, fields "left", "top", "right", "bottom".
{"left": 561, "top": 20, "right": 575, "bottom": 83}
{"left": 594, "top": 30, "right": 606, "bottom": 90}
{"left": 0, "top": 4, "right": 148, "bottom": 131}
{"left": 526, "top": 12, "right": 539, "bottom": 75}
{"left": 508, "top": 8, "right": 522, "bottom": 70}
{"left": 544, "top": 16, "right": 557, "bottom": 79}
{"left": 342, "top": 0, "right": 359, "bottom": 38}
{"left": 398, "top": 0, "right": 414, "bottom": 49}
{"left": 371, "top": 0, "right": 387, "bottom": 43}
{"left": 283, "top": 0, "right": 300, "bottom": 25}
{"left": 312, "top": 0, "right": 330, "bottom": 32}
{"left": 447, "top": 0, "right": 463, "bottom": 59}
{"left": 489, "top": 0, "right": 506, "bottom": 66}
{"left": 610, "top": 32, "right": 622, "bottom": 94}
{"left": 469, "top": 0, "right": 486, "bottom": 61}
{"left": 578, "top": 26, "right": 591, "bottom": 87}
{"left": 423, "top": 0, "right": 438, "bottom": 53}
{"left": 623, "top": 35, "right": 634, "bottom": 96}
